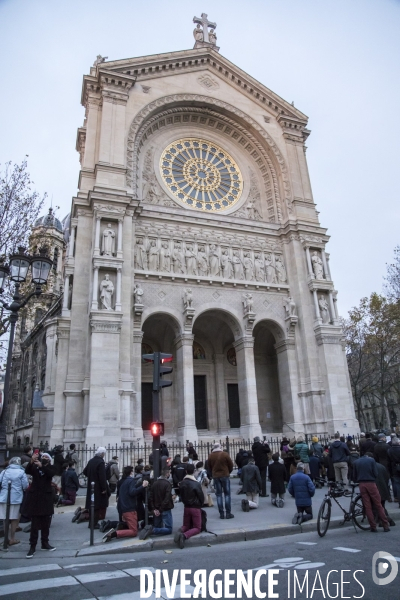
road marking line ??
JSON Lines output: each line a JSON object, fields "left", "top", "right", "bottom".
{"left": 75, "top": 570, "right": 130, "bottom": 584}
{"left": 333, "top": 547, "right": 361, "bottom": 553}
{"left": 63, "top": 561, "right": 102, "bottom": 569}
{"left": 0, "top": 564, "right": 61, "bottom": 577}
{"left": 382, "top": 555, "right": 400, "bottom": 562}
{"left": 297, "top": 542, "right": 317, "bottom": 545}
{"left": 0, "top": 576, "right": 78, "bottom": 596}
{"left": 123, "top": 567, "right": 156, "bottom": 576}
{"left": 107, "top": 559, "right": 136, "bottom": 564}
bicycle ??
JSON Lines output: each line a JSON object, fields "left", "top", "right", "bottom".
{"left": 317, "top": 481, "right": 369, "bottom": 537}
{"left": 77, "top": 472, "right": 88, "bottom": 489}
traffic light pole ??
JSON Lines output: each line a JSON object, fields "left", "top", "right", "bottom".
{"left": 152, "top": 352, "right": 160, "bottom": 480}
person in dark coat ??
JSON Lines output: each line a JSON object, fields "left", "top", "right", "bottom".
{"left": 268, "top": 453, "right": 287, "bottom": 507}
{"left": 251, "top": 437, "right": 270, "bottom": 497}
{"left": 187, "top": 442, "right": 198, "bottom": 462}
{"left": 241, "top": 458, "right": 262, "bottom": 511}
{"left": 235, "top": 449, "right": 245, "bottom": 476}
{"left": 52, "top": 445, "right": 65, "bottom": 486}
{"left": 20, "top": 445, "right": 33, "bottom": 468}
{"left": 309, "top": 455, "right": 321, "bottom": 487}
{"left": 175, "top": 463, "right": 204, "bottom": 548}
{"left": 373, "top": 434, "right": 390, "bottom": 471}
{"left": 388, "top": 437, "right": 400, "bottom": 505}
{"left": 83, "top": 447, "right": 110, "bottom": 528}
{"left": 288, "top": 462, "right": 315, "bottom": 524}
{"left": 280, "top": 437, "right": 295, "bottom": 482}
{"left": 360, "top": 433, "right": 376, "bottom": 456}
{"left": 172, "top": 458, "right": 188, "bottom": 498}
{"left": 365, "top": 452, "right": 395, "bottom": 527}
{"left": 59, "top": 462, "right": 80, "bottom": 506}
{"left": 25, "top": 452, "right": 56, "bottom": 558}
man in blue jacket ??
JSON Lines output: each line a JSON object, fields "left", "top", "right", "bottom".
{"left": 288, "top": 462, "right": 315, "bottom": 525}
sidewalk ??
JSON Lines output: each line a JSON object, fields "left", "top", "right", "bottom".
{"left": 1, "top": 479, "right": 399, "bottom": 560}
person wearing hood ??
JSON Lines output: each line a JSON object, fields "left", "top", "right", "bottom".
{"left": 251, "top": 437, "right": 270, "bottom": 497}
{"left": 0, "top": 457, "right": 29, "bottom": 546}
{"left": 25, "top": 452, "right": 56, "bottom": 557}
{"left": 329, "top": 433, "right": 350, "bottom": 485}
{"left": 207, "top": 443, "right": 234, "bottom": 519}
{"left": 83, "top": 447, "right": 110, "bottom": 528}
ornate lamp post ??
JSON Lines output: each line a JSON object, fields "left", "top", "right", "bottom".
{"left": 0, "top": 247, "right": 52, "bottom": 465}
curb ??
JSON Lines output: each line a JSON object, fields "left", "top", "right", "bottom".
{"left": 76, "top": 508, "right": 400, "bottom": 557}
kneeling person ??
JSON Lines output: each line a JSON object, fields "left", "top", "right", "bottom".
{"left": 241, "top": 458, "right": 262, "bottom": 511}
{"left": 175, "top": 463, "right": 204, "bottom": 548}
{"left": 140, "top": 467, "right": 174, "bottom": 539}
{"left": 287, "top": 462, "right": 315, "bottom": 524}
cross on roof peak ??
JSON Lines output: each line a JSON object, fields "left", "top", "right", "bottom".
{"left": 193, "top": 12, "right": 218, "bottom": 49}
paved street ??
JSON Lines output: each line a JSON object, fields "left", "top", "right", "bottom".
{"left": 0, "top": 525, "right": 399, "bottom": 599}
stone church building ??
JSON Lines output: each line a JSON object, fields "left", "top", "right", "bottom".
{"left": 8, "top": 15, "right": 359, "bottom": 447}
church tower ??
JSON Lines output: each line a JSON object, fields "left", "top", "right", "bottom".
{"left": 44, "top": 15, "right": 357, "bottom": 446}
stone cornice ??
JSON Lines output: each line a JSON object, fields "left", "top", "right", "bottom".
{"left": 233, "top": 336, "right": 254, "bottom": 351}
{"left": 174, "top": 333, "right": 195, "bottom": 348}
{"left": 99, "top": 48, "right": 307, "bottom": 123}
{"left": 81, "top": 69, "right": 136, "bottom": 108}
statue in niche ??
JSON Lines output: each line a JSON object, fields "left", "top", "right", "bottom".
{"left": 312, "top": 251, "right": 324, "bottom": 280}
{"left": 101, "top": 223, "right": 115, "bottom": 256}
{"left": 185, "top": 244, "right": 198, "bottom": 275}
{"left": 133, "top": 283, "right": 144, "bottom": 305}
{"left": 319, "top": 295, "right": 330, "bottom": 324}
{"left": 265, "top": 253, "right": 277, "bottom": 284}
{"left": 243, "top": 252, "right": 254, "bottom": 281}
{"left": 242, "top": 293, "right": 254, "bottom": 314}
{"left": 173, "top": 243, "right": 186, "bottom": 274}
{"left": 197, "top": 245, "right": 209, "bottom": 276}
{"left": 160, "top": 242, "right": 171, "bottom": 272}
{"left": 232, "top": 250, "right": 244, "bottom": 280}
{"left": 221, "top": 249, "right": 233, "bottom": 279}
{"left": 209, "top": 29, "right": 217, "bottom": 45}
{"left": 254, "top": 253, "right": 265, "bottom": 282}
{"left": 148, "top": 240, "right": 159, "bottom": 271}
{"left": 275, "top": 255, "right": 287, "bottom": 283}
{"left": 227, "top": 347, "right": 237, "bottom": 366}
{"left": 209, "top": 244, "right": 220, "bottom": 277}
{"left": 183, "top": 288, "right": 193, "bottom": 309}
{"left": 135, "top": 238, "right": 148, "bottom": 270}
{"left": 99, "top": 273, "right": 114, "bottom": 310}
{"left": 283, "top": 296, "right": 297, "bottom": 317}
{"left": 193, "top": 23, "right": 204, "bottom": 42}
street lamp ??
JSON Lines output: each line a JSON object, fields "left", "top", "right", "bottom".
{"left": 0, "top": 246, "right": 52, "bottom": 465}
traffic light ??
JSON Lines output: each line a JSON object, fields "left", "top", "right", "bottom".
{"left": 150, "top": 421, "right": 164, "bottom": 436}
{"left": 158, "top": 353, "right": 173, "bottom": 390}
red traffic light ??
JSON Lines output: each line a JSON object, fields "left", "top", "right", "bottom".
{"left": 150, "top": 422, "right": 164, "bottom": 436}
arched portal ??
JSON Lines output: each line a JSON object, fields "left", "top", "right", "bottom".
{"left": 253, "top": 320, "right": 283, "bottom": 433}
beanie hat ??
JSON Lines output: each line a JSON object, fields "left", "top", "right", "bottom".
{"left": 254, "top": 436, "right": 260, "bottom": 443}
{"left": 312, "top": 436, "right": 318, "bottom": 443}
{"left": 212, "top": 443, "right": 222, "bottom": 451}
{"left": 297, "top": 462, "right": 305, "bottom": 470}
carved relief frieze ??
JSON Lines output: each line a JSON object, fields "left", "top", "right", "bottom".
{"left": 141, "top": 146, "right": 179, "bottom": 208}
{"left": 232, "top": 169, "right": 263, "bottom": 221}
{"left": 133, "top": 223, "right": 288, "bottom": 286}
{"left": 127, "top": 95, "right": 294, "bottom": 222}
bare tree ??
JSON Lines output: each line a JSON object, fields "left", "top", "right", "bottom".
{"left": 0, "top": 159, "right": 46, "bottom": 341}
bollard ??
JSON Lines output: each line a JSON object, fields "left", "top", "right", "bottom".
{"left": 89, "top": 481, "right": 95, "bottom": 546}
{"left": 3, "top": 481, "right": 12, "bottom": 551}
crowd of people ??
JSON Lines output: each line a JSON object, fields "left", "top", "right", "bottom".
{"left": 0, "top": 430, "right": 399, "bottom": 558}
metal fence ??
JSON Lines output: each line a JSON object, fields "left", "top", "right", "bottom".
{"left": 9, "top": 432, "right": 361, "bottom": 469}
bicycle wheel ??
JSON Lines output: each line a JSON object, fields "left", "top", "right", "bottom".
{"left": 78, "top": 473, "right": 87, "bottom": 489}
{"left": 351, "top": 493, "right": 370, "bottom": 530}
{"left": 317, "top": 498, "right": 331, "bottom": 537}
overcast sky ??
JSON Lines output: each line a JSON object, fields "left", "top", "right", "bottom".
{"left": 0, "top": 0, "right": 399, "bottom": 317}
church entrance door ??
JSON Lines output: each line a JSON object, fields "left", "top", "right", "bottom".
{"left": 194, "top": 375, "right": 208, "bottom": 430}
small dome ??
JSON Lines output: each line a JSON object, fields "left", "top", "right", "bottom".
{"left": 34, "top": 208, "right": 63, "bottom": 233}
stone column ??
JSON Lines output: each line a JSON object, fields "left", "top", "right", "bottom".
{"left": 117, "top": 219, "right": 123, "bottom": 258}
{"left": 328, "top": 291, "right": 336, "bottom": 324}
{"left": 115, "top": 267, "right": 122, "bottom": 311}
{"left": 94, "top": 216, "right": 101, "bottom": 256}
{"left": 62, "top": 276, "right": 70, "bottom": 313}
{"left": 333, "top": 292, "right": 339, "bottom": 320}
{"left": 321, "top": 250, "right": 329, "bottom": 280}
{"left": 49, "top": 320, "right": 71, "bottom": 446}
{"left": 313, "top": 290, "right": 321, "bottom": 322}
{"left": 83, "top": 96, "right": 101, "bottom": 170}
{"left": 68, "top": 225, "right": 76, "bottom": 258}
{"left": 174, "top": 333, "right": 198, "bottom": 443}
{"left": 233, "top": 336, "right": 262, "bottom": 440}
{"left": 305, "top": 247, "right": 313, "bottom": 277}
{"left": 275, "top": 339, "right": 303, "bottom": 434}
{"left": 132, "top": 331, "right": 144, "bottom": 441}
{"left": 213, "top": 353, "right": 229, "bottom": 434}
{"left": 91, "top": 267, "right": 99, "bottom": 310}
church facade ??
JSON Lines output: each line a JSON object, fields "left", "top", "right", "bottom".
{"left": 9, "top": 16, "right": 359, "bottom": 447}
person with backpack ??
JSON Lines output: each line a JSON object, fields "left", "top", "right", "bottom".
{"left": 172, "top": 456, "right": 188, "bottom": 500}
{"left": 175, "top": 463, "right": 204, "bottom": 548}
{"left": 65, "top": 444, "right": 80, "bottom": 471}
{"left": 107, "top": 456, "right": 120, "bottom": 493}
{"left": 294, "top": 436, "right": 311, "bottom": 475}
